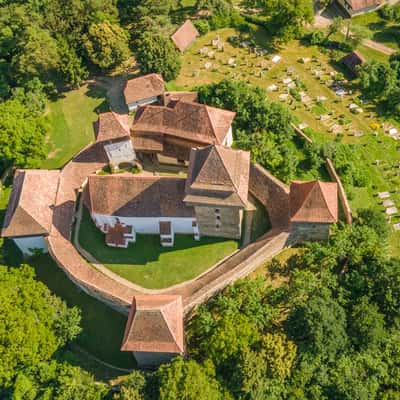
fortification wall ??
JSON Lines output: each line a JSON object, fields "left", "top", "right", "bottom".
{"left": 249, "top": 163, "right": 290, "bottom": 228}
{"left": 326, "top": 158, "right": 353, "bottom": 225}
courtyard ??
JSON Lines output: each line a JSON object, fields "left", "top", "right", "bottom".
{"left": 78, "top": 207, "right": 239, "bottom": 289}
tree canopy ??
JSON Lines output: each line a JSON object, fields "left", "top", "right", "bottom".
{"left": 0, "top": 265, "right": 81, "bottom": 387}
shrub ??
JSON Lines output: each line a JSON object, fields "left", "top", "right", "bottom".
{"left": 308, "top": 29, "right": 325, "bottom": 45}
{"left": 193, "top": 19, "right": 210, "bottom": 35}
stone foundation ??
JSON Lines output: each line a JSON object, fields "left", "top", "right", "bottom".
{"left": 290, "top": 222, "right": 330, "bottom": 242}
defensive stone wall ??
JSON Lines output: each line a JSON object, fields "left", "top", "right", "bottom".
{"left": 249, "top": 163, "right": 290, "bottom": 228}
{"left": 326, "top": 158, "right": 353, "bottom": 224}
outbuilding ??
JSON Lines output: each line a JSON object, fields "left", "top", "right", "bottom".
{"left": 1, "top": 170, "right": 60, "bottom": 255}
{"left": 123, "top": 74, "right": 165, "bottom": 112}
{"left": 121, "top": 295, "right": 184, "bottom": 366}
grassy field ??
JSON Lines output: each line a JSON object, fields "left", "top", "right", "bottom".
{"left": 352, "top": 11, "right": 400, "bottom": 51}
{"left": 78, "top": 208, "right": 239, "bottom": 289}
{"left": 173, "top": 26, "right": 400, "bottom": 256}
{"left": 42, "top": 84, "right": 108, "bottom": 169}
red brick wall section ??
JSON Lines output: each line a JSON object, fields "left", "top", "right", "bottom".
{"left": 249, "top": 163, "right": 290, "bottom": 228}
{"left": 325, "top": 158, "right": 353, "bottom": 225}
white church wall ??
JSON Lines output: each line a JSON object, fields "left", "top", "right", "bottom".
{"left": 92, "top": 213, "right": 195, "bottom": 235}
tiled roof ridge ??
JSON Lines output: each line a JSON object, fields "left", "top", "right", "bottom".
{"left": 316, "top": 180, "right": 337, "bottom": 221}
{"left": 110, "top": 111, "right": 130, "bottom": 134}
{"left": 160, "top": 300, "right": 182, "bottom": 352}
{"left": 291, "top": 180, "right": 336, "bottom": 222}
{"left": 214, "top": 146, "right": 239, "bottom": 192}
{"left": 87, "top": 174, "right": 186, "bottom": 182}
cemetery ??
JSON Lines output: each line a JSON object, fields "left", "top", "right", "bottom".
{"left": 173, "top": 27, "right": 400, "bottom": 255}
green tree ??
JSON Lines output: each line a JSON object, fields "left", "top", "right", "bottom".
{"left": 157, "top": 357, "right": 229, "bottom": 400}
{"left": 136, "top": 33, "right": 181, "bottom": 81}
{"left": 326, "top": 17, "right": 343, "bottom": 40}
{"left": 204, "top": 314, "right": 260, "bottom": 366}
{"left": 286, "top": 296, "right": 348, "bottom": 361}
{"left": 57, "top": 38, "right": 88, "bottom": 87}
{"left": 12, "top": 26, "right": 60, "bottom": 84}
{"left": 198, "top": 79, "right": 293, "bottom": 134}
{"left": 356, "top": 208, "right": 389, "bottom": 241}
{"left": 359, "top": 61, "right": 398, "bottom": 100}
{"left": 260, "top": 0, "right": 314, "bottom": 42}
{"left": 11, "top": 78, "right": 48, "bottom": 116}
{"left": 329, "top": 352, "right": 387, "bottom": 400}
{"left": 84, "top": 21, "right": 130, "bottom": 70}
{"left": 113, "top": 370, "right": 146, "bottom": 400}
{"left": 0, "top": 99, "right": 47, "bottom": 167}
{"left": 10, "top": 361, "right": 107, "bottom": 400}
{"left": 348, "top": 297, "right": 386, "bottom": 350}
{"left": 0, "top": 265, "right": 81, "bottom": 387}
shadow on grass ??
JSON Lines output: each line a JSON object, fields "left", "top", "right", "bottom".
{"left": 86, "top": 83, "right": 109, "bottom": 114}
{"left": 28, "top": 253, "right": 136, "bottom": 375}
{"left": 372, "top": 25, "right": 400, "bottom": 47}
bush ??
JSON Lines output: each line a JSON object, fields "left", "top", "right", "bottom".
{"left": 193, "top": 19, "right": 210, "bottom": 35}
{"left": 380, "top": 4, "right": 400, "bottom": 21}
{"left": 308, "top": 29, "right": 325, "bottom": 45}
{"left": 356, "top": 208, "right": 389, "bottom": 240}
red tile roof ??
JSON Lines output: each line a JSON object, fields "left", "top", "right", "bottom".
{"left": 131, "top": 134, "right": 164, "bottom": 152}
{"left": 289, "top": 180, "right": 338, "bottom": 223}
{"left": 95, "top": 112, "right": 130, "bottom": 143}
{"left": 171, "top": 20, "right": 199, "bottom": 52}
{"left": 347, "top": 0, "right": 380, "bottom": 11}
{"left": 1, "top": 170, "right": 60, "bottom": 237}
{"left": 184, "top": 145, "right": 250, "bottom": 207}
{"left": 162, "top": 91, "right": 198, "bottom": 106}
{"left": 124, "top": 74, "right": 165, "bottom": 105}
{"left": 85, "top": 174, "right": 195, "bottom": 218}
{"left": 132, "top": 101, "right": 235, "bottom": 146}
{"left": 121, "top": 295, "right": 184, "bottom": 354}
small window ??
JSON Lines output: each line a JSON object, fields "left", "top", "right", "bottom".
{"left": 216, "top": 215, "right": 221, "bottom": 221}
{"left": 192, "top": 221, "right": 197, "bottom": 227}
{"left": 216, "top": 222, "right": 221, "bottom": 229}
{"left": 215, "top": 208, "right": 220, "bottom": 213}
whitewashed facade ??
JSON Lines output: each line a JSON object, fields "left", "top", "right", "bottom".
{"left": 13, "top": 236, "right": 48, "bottom": 256}
{"left": 92, "top": 213, "right": 196, "bottom": 236}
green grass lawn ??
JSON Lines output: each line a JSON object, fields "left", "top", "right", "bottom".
{"left": 173, "top": 26, "right": 400, "bottom": 256}
{"left": 42, "top": 85, "right": 108, "bottom": 169}
{"left": 78, "top": 207, "right": 239, "bottom": 289}
{"left": 352, "top": 11, "right": 400, "bottom": 51}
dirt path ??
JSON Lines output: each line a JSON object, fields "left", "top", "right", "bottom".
{"left": 362, "top": 38, "right": 396, "bottom": 55}
{"left": 314, "top": 9, "right": 396, "bottom": 56}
